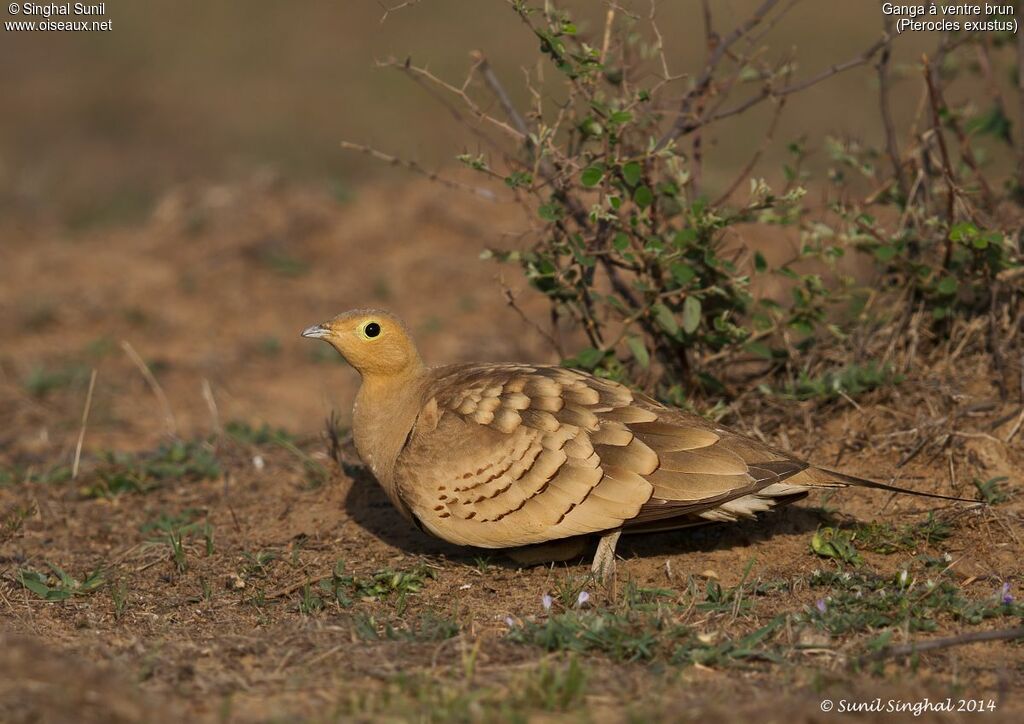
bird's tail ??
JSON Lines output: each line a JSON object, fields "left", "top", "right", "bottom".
{"left": 796, "top": 466, "right": 978, "bottom": 503}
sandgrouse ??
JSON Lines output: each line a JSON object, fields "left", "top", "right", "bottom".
{"left": 302, "top": 308, "right": 966, "bottom": 579}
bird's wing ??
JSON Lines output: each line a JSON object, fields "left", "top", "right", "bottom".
{"left": 392, "top": 364, "right": 809, "bottom": 548}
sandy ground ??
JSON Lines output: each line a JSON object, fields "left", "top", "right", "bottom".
{"left": 1, "top": 178, "right": 1022, "bottom": 722}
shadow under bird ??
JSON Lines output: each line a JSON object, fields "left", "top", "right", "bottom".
{"left": 302, "top": 308, "right": 970, "bottom": 579}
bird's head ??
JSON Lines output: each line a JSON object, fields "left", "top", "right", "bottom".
{"left": 301, "top": 309, "right": 423, "bottom": 378}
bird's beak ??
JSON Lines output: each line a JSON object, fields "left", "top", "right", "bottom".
{"left": 301, "top": 323, "right": 330, "bottom": 339}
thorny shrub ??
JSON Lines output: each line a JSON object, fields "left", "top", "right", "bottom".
{"left": 352, "top": 1, "right": 1022, "bottom": 401}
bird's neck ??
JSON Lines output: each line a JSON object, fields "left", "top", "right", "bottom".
{"left": 352, "top": 367, "right": 426, "bottom": 494}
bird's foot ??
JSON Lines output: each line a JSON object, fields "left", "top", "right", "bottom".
{"left": 590, "top": 530, "right": 621, "bottom": 583}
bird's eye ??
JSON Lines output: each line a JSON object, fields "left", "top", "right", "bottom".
{"left": 363, "top": 322, "right": 381, "bottom": 338}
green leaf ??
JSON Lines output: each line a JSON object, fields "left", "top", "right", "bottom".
{"left": 48, "top": 563, "right": 74, "bottom": 588}
{"left": 633, "top": 185, "right": 654, "bottom": 209}
{"left": 745, "top": 341, "right": 774, "bottom": 360}
{"left": 651, "top": 303, "right": 679, "bottom": 336}
{"left": 625, "top": 336, "right": 650, "bottom": 369}
{"left": 670, "top": 263, "right": 696, "bottom": 287}
{"left": 579, "top": 117, "right": 604, "bottom": 138}
{"left": 810, "top": 528, "right": 862, "bottom": 565}
{"left": 612, "top": 233, "right": 630, "bottom": 251}
{"left": 17, "top": 570, "right": 52, "bottom": 597}
{"left": 949, "top": 222, "right": 977, "bottom": 243}
{"left": 935, "top": 276, "right": 958, "bottom": 296}
{"left": 673, "top": 228, "right": 697, "bottom": 246}
{"left": 972, "top": 237, "right": 989, "bottom": 250}
{"left": 964, "top": 104, "right": 1012, "bottom": 144}
{"left": 622, "top": 162, "right": 642, "bottom": 187}
{"left": 581, "top": 166, "right": 604, "bottom": 187}
{"left": 682, "top": 296, "right": 702, "bottom": 334}
{"left": 573, "top": 347, "right": 606, "bottom": 370}
{"left": 609, "top": 110, "right": 633, "bottom": 125}
{"left": 754, "top": 252, "right": 768, "bottom": 272}
{"left": 504, "top": 171, "right": 533, "bottom": 189}
{"left": 872, "top": 245, "right": 898, "bottom": 262}
{"left": 538, "top": 203, "right": 563, "bottom": 222}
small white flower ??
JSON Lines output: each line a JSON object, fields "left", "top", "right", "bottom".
{"left": 899, "top": 570, "right": 908, "bottom": 586}
{"left": 541, "top": 594, "right": 553, "bottom": 611}
{"left": 504, "top": 616, "right": 516, "bottom": 628}
{"left": 252, "top": 455, "right": 265, "bottom": 471}
{"left": 576, "top": 590, "right": 590, "bottom": 607}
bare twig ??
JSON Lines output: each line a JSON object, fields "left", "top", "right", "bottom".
{"left": 692, "top": 37, "right": 888, "bottom": 134}
{"left": 691, "top": 0, "right": 717, "bottom": 196}
{"left": 656, "top": 0, "right": 782, "bottom": 150}
{"left": 712, "top": 93, "right": 788, "bottom": 206}
{"left": 472, "top": 51, "right": 530, "bottom": 138}
{"left": 378, "top": 0, "right": 421, "bottom": 24}
{"left": 340, "top": 142, "right": 498, "bottom": 200}
{"left": 71, "top": 369, "right": 98, "bottom": 481}
{"left": 599, "top": 7, "right": 615, "bottom": 64}
{"left": 267, "top": 573, "right": 332, "bottom": 600}
{"left": 378, "top": 57, "right": 526, "bottom": 142}
{"left": 1005, "top": 406, "right": 1024, "bottom": 443}
{"left": 861, "top": 627, "right": 1024, "bottom": 664}
{"left": 500, "top": 280, "right": 563, "bottom": 357}
{"left": 1018, "top": 25, "right": 1024, "bottom": 188}
{"left": 647, "top": 0, "right": 685, "bottom": 84}
{"left": 923, "top": 55, "right": 958, "bottom": 228}
{"left": 876, "top": 19, "right": 906, "bottom": 200}
{"left": 744, "top": 0, "right": 801, "bottom": 47}
{"left": 121, "top": 340, "right": 177, "bottom": 437}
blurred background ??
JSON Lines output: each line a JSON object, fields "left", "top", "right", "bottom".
{"left": 0, "top": 1, "right": 1010, "bottom": 439}
{"left": 1, "top": 0, "right": 948, "bottom": 228}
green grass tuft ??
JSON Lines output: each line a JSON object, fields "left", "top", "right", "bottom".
{"left": 82, "top": 440, "right": 220, "bottom": 497}
{"left": 17, "top": 563, "right": 105, "bottom": 601}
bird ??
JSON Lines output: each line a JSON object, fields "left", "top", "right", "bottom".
{"left": 302, "top": 308, "right": 969, "bottom": 580}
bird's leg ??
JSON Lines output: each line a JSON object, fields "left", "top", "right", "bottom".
{"left": 591, "top": 530, "right": 621, "bottom": 582}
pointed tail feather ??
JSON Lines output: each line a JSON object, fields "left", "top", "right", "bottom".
{"left": 803, "top": 466, "right": 978, "bottom": 503}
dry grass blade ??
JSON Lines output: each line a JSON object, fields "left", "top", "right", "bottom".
{"left": 121, "top": 340, "right": 177, "bottom": 437}
{"left": 201, "top": 378, "right": 221, "bottom": 438}
{"left": 71, "top": 369, "right": 97, "bottom": 481}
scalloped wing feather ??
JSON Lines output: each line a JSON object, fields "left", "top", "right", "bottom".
{"left": 391, "top": 364, "right": 810, "bottom": 548}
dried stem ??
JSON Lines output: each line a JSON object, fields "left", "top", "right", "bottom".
{"left": 1018, "top": 25, "right": 1024, "bottom": 189}
{"left": 121, "top": 340, "right": 177, "bottom": 437}
{"left": 379, "top": 57, "right": 526, "bottom": 142}
{"left": 876, "top": 19, "right": 906, "bottom": 200}
{"left": 860, "top": 626, "right": 1024, "bottom": 664}
{"left": 71, "top": 369, "right": 98, "bottom": 481}
{"left": 500, "top": 280, "right": 563, "bottom": 356}
{"left": 656, "top": 0, "right": 782, "bottom": 150}
{"left": 922, "top": 55, "right": 959, "bottom": 232}
{"left": 340, "top": 141, "right": 499, "bottom": 200}
{"left": 692, "top": 36, "right": 887, "bottom": 135}
{"left": 712, "top": 95, "right": 788, "bottom": 206}
{"left": 378, "top": 0, "right": 422, "bottom": 24}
